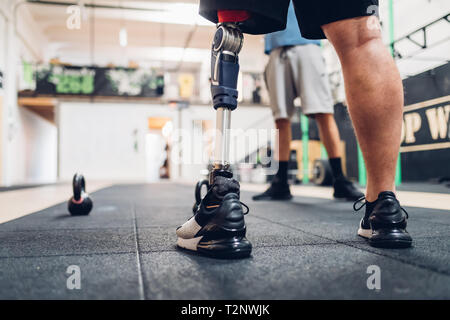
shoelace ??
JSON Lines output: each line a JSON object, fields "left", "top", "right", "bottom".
{"left": 201, "top": 182, "right": 250, "bottom": 215}
{"left": 240, "top": 201, "right": 249, "bottom": 215}
{"left": 353, "top": 196, "right": 367, "bottom": 212}
{"left": 352, "top": 196, "right": 409, "bottom": 219}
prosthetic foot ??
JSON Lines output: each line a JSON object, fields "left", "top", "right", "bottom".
{"left": 177, "top": 18, "right": 252, "bottom": 259}
{"left": 177, "top": 176, "right": 251, "bottom": 259}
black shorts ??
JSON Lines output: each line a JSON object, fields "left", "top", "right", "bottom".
{"left": 199, "top": 0, "right": 379, "bottom": 39}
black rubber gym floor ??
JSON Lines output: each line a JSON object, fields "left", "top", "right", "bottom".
{"left": 0, "top": 183, "right": 449, "bottom": 299}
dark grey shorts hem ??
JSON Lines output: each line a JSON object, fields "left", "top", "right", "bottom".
{"left": 199, "top": 0, "right": 379, "bottom": 39}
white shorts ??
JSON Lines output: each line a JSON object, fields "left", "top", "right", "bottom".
{"left": 264, "top": 44, "right": 334, "bottom": 119}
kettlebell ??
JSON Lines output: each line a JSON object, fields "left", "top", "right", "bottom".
{"left": 68, "top": 173, "right": 93, "bottom": 216}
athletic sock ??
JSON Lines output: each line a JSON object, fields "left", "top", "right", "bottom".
{"left": 329, "top": 157, "right": 344, "bottom": 180}
{"left": 365, "top": 199, "right": 377, "bottom": 216}
{"left": 275, "top": 161, "right": 289, "bottom": 185}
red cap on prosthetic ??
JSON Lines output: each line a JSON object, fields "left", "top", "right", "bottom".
{"left": 218, "top": 10, "right": 250, "bottom": 23}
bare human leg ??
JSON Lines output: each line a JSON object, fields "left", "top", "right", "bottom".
{"left": 322, "top": 17, "right": 403, "bottom": 202}
{"left": 275, "top": 118, "right": 292, "bottom": 162}
{"left": 314, "top": 113, "right": 341, "bottom": 159}
{"left": 323, "top": 16, "right": 412, "bottom": 248}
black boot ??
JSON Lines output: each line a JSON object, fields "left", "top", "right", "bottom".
{"left": 333, "top": 177, "right": 364, "bottom": 201}
{"left": 176, "top": 175, "right": 252, "bottom": 259}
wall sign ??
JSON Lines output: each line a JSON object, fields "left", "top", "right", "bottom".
{"left": 401, "top": 95, "right": 450, "bottom": 153}
{"left": 401, "top": 62, "right": 450, "bottom": 181}
{"left": 34, "top": 65, "right": 164, "bottom": 97}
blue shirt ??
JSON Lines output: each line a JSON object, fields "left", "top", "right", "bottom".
{"left": 264, "top": 2, "right": 321, "bottom": 55}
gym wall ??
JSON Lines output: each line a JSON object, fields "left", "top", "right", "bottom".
{"left": 58, "top": 102, "right": 273, "bottom": 182}
{"left": 58, "top": 102, "right": 178, "bottom": 181}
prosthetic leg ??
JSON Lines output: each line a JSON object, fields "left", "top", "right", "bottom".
{"left": 193, "top": 22, "right": 243, "bottom": 211}
{"left": 176, "top": 22, "right": 252, "bottom": 259}
{"left": 209, "top": 22, "right": 242, "bottom": 180}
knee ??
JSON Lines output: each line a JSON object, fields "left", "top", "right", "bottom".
{"left": 322, "top": 16, "right": 383, "bottom": 54}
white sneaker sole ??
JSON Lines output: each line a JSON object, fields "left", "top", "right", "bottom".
{"left": 358, "top": 218, "right": 372, "bottom": 239}
{"left": 177, "top": 236, "right": 203, "bottom": 251}
{"left": 358, "top": 227, "right": 372, "bottom": 239}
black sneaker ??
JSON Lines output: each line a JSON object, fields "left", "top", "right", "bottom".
{"left": 176, "top": 175, "right": 252, "bottom": 259}
{"left": 333, "top": 177, "right": 364, "bottom": 201}
{"left": 252, "top": 181, "right": 292, "bottom": 201}
{"left": 354, "top": 191, "right": 412, "bottom": 248}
